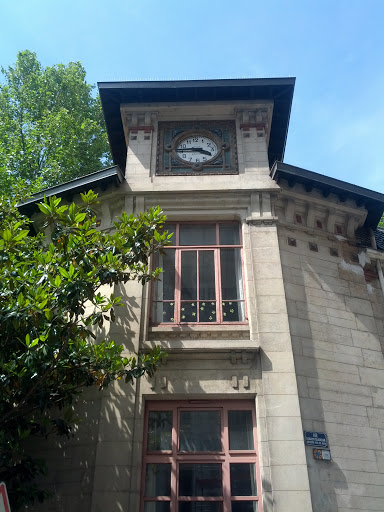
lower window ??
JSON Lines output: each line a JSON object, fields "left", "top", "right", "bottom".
{"left": 141, "top": 401, "right": 261, "bottom": 512}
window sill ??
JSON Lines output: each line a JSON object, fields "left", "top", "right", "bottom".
{"left": 147, "top": 324, "right": 250, "bottom": 341}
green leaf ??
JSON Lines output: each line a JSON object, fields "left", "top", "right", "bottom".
{"left": 13, "top": 229, "right": 29, "bottom": 241}
{"left": 59, "top": 267, "right": 69, "bottom": 278}
{"left": 44, "top": 309, "right": 52, "bottom": 320}
{"left": 75, "top": 213, "right": 86, "bottom": 222}
{"left": 2, "top": 229, "right": 12, "bottom": 241}
{"left": 37, "top": 203, "right": 50, "bottom": 214}
{"left": 68, "top": 203, "right": 76, "bottom": 220}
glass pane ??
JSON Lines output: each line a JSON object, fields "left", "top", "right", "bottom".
{"left": 180, "top": 411, "right": 221, "bottom": 451}
{"left": 231, "top": 502, "right": 258, "bottom": 512}
{"left": 220, "top": 249, "right": 244, "bottom": 300}
{"left": 179, "top": 503, "right": 222, "bottom": 512}
{"left": 230, "top": 464, "right": 257, "bottom": 496}
{"left": 179, "top": 464, "right": 222, "bottom": 496}
{"left": 199, "top": 251, "right": 216, "bottom": 300}
{"left": 145, "top": 464, "right": 171, "bottom": 497}
{"left": 147, "top": 411, "right": 172, "bottom": 451}
{"left": 219, "top": 223, "right": 240, "bottom": 245}
{"left": 222, "top": 301, "right": 245, "bottom": 322}
{"left": 228, "top": 411, "right": 254, "bottom": 450}
{"left": 153, "top": 301, "right": 175, "bottom": 323}
{"left": 199, "top": 301, "right": 216, "bottom": 323}
{"left": 180, "top": 224, "right": 216, "bottom": 246}
{"left": 153, "top": 250, "right": 175, "bottom": 300}
{"left": 181, "top": 301, "right": 197, "bottom": 322}
{"left": 181, "top": 251, "right": 197, "bottom": 300}
{"left": 144, "top": 503, "right": 171, "bottom": 512}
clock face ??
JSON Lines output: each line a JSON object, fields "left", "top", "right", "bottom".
{"left": 175, "top": 135, "right": 219, "bottom": 164}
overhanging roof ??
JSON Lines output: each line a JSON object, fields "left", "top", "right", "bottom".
{"left": 98, "top": 78, "right": 296, "bottom": 171}
{"left": 271, "top": 161, "right": 384, "bottom": 227}
{"left": 18, "top": 165, "right": 124, "bottom": 216}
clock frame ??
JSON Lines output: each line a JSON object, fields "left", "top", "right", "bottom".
{"left": 156, "top": 121, "right": 238, "bottom": 175}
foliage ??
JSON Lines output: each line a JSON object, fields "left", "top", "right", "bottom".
{"left": 0, "top": 191, "right": 170, "bottom": 510}
{"left": 0, "top": 50, "right": 112, "bottom": 196}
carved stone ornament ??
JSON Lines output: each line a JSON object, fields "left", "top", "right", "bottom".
{"left": 246, "top": 217, "right": 277, "bottom": 227}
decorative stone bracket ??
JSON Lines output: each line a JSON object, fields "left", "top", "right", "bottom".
{"left": 231, "top": 375, "right": 250, "bottom": 389}
{"left": 281, "top": 194, "right": 365, "bottom": 237}
{"left": 123, "top": 111, "right": 158, "bottom": 142}
{"left": 237, "top": 108, "right": 272, "bottom": 141}
{"left": 149, "top": 376, "right": 168, "bottom": 390}
{"left": 246, "top": 191, "right": 278, "bottom": 226}
{"left": 230, "top": 350, "right": 255, "bottom": 364}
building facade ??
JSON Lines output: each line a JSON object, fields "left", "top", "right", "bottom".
{"left": 27, "top": 79, "right": 384, "bottom": 512}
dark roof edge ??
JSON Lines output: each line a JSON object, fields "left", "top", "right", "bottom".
{"left": 18, "top": 166, "right": 124, "bottom": 210}
{"left": 271, "top": 161, "right": 384, "bottom": 201}
{"left": 279, "top": 84, "right": 295, "bottom": 164}
{"left": 271, "top": 161, "right": 384, "bottom": 227}
{"left": 98, "top": 77, "right": 296, "bottom": 90}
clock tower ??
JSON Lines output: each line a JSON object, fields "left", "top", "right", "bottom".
{"left": 96, "top": 78, "right": 315, "bottom": 512}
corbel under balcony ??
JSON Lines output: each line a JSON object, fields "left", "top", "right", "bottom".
{"left": 365, "top": 248, "right": 384, "bottom": 262}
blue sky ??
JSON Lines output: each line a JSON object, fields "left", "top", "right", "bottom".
{"left": 1, "top": 0, "right": 383, "bottom": 192}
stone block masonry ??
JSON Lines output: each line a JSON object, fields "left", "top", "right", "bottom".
{"left": 279, "top": 225, "right": 384, "bottom": 512}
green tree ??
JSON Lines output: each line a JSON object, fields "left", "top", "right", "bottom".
{"left": 0, "top": 191, "right": 170, "bottom": 510}
{"left": 0, "top": 51, "right": 112, "bottom": 195}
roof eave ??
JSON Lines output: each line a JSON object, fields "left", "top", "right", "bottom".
{"left": 271, "top": 161, "right": 384, "bottom": 228}
{"left": 18, "top": 165, "right": 124, "bottom": 215}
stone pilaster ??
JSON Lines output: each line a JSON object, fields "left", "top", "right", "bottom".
{"left": 246, "top": 220, "right": 313, "bottom": 512}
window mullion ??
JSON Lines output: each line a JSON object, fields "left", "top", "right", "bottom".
{"left": 175, "top": 249, "right": 181, "bottom": 324}
{"left": 171, "top": 459, "right": 177, "bottom": 511}
{"left": 196, "top": 250, "right": 200, "bottom": 322}
{"left": 215, "top": 248, "right": 223, "bottom": 323}
{"left": 222, "top": 459, "right": 231, "bottom": 512}
{"left": 241, "top": 246, "right": 248, "bottom": 321}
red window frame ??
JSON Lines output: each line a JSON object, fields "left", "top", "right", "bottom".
{"left": 141, "top": 400, "right": 262, "bottom": 512}
{"left": 151, "top": 222, "right": 247, "bottom": 325}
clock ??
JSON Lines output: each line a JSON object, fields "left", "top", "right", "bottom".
{"left": 175, "top": 132, "right": 219, "bottom": 169}
{"left": 156, "top": 121, "right": 238, "bottom": 175}
{"left": 175, "top": 134, "right": 219, "bottom": 165}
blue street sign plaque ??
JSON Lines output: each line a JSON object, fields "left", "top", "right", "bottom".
{"left": 304, "top": 431, "right": 328, "bottom": 447}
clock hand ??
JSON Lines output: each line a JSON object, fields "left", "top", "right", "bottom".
{"left": 176, "top": 147, "right": 212, "bottom": 156}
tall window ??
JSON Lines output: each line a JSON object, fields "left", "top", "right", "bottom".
{"left": 152, "top": 223, "right": 246, "bottom": 324}
{"left": 141, "top": 401, "right": 261, "bottom": 512}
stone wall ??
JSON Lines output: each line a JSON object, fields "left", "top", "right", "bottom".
{"left": 279, "top": 220, "right": 384, "bottom": 512}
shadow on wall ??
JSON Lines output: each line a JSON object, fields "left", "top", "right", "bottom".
{"left": 25, "top": 283, "right": 143, "bottom": 512}
{"left": 25, "top": 321, "right": 259, "bottom": 510}
{"left": 281, "top": 241, "right": 384, "bottom": 512}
